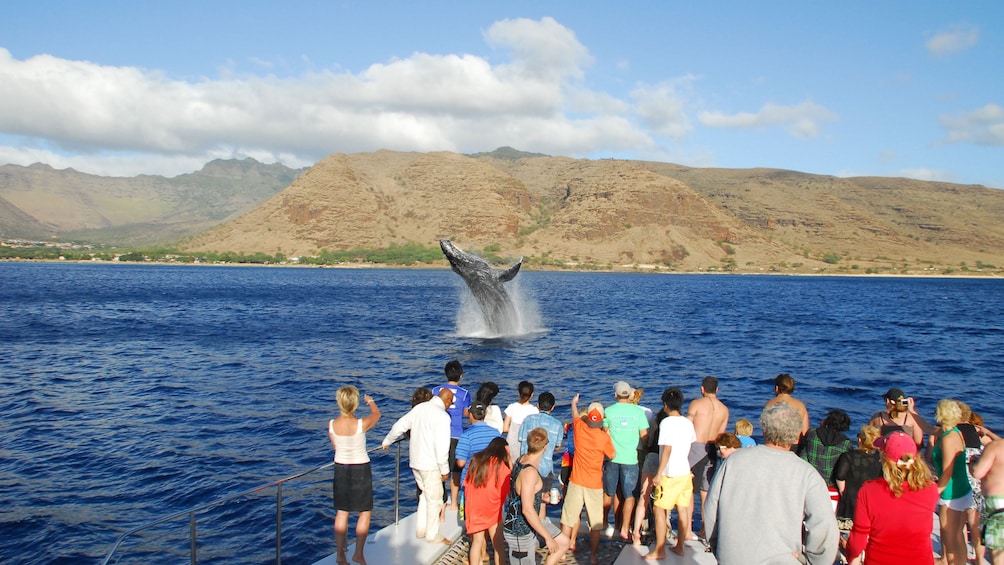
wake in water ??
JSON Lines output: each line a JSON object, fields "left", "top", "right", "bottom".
{"left": 454, "top": 279, "right": 544, "bottom": 338}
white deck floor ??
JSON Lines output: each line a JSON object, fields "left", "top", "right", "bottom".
{"left": 312, "top": 510, "right": 464, "bottom": 565}
{"left": 614, "top": 540, "right": 718, "bottom": 565}
{"left": 314, "top": 507, "right": 980, "bottom": 565}
{"left": 311, "top": 506, "right": 717, "bottom": 565}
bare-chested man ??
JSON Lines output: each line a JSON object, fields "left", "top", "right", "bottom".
{"left": 972, "top": 430, "right": 1004, "bottom": 565}
{"left": 687, "top": 376, "right": 729, "bottom": 538}
{"left": 764, "top": 373, "right": 810, "bottom": 441}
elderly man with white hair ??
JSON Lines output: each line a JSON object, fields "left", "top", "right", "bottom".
{"left": 704, "top": 401, "right": 840, "bottom": 565}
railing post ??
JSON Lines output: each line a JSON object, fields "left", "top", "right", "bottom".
{"left": 276, "top": 482, "right": 283, "bottom": 565}
{"left": 394, "top": 442, "right": 401, "bottom": 525}
{"left": 189, "top": 511, "right": 197, "bottom": 565}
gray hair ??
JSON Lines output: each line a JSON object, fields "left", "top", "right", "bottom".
{"left": 761, "top": 402, "right": 803, "bottom": 447}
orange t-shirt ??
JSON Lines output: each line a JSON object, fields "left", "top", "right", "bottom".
{"left": 569, "top": 417, "right": 615, "bottom": 489}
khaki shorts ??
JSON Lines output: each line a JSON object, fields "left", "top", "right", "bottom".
{"left": 560, "top": 482, "right": 605, "bottom": 530}
{"left": 653, "top": 474, "right": 693, "bottom": 511}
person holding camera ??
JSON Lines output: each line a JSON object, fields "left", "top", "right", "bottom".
{"left": 868, "top": 387, "right": 935, "bottom": 449}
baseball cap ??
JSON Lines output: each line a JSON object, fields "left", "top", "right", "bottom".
{"left": 874, "top": 431, "right": 917, "bottom": 461}
{"left": 585, "top": 402, "right": 605, "bottom": 428}
{"left": 882, "top": 387, "right": 906, "bottom": 401}
{"left": 614, "top": 381, "right": 634, "bottom": 398}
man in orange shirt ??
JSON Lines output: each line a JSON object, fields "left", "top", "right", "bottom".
{"left": 560, "top": 393, "right": 616, "bottom": 565}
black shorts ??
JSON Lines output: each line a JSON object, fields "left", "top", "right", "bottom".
{"left": 449, "top": 437, "right": 461, "bottom": 473}
{"left": 333, "top": 462, "right": 373, "bottom": 512}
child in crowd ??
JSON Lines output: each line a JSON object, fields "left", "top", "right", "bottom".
{"left": 735, "top": 418, "right": 757, "bottom": 448}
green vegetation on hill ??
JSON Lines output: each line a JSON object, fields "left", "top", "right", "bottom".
{"left": 303, "top": 243, "right": 443, "bottom": 265}
{"left": 466, "top": 146, "right": 550, "bottom": 160}
{"left": 0, "top": 242, "right": 448, "bottom": 266}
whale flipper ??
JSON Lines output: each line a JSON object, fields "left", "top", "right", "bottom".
{"left": 498, "top": 260, "right": 523, "bottom": 283}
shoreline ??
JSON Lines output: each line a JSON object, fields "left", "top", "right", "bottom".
{"left": 3, "top": 257, "right": 1003, "bottom": 278}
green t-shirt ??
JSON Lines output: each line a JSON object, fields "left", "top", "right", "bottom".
{"left": 603, "top": 402, "right": 649, "bottom": 465}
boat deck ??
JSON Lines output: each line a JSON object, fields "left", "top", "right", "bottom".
{"left": 313, "top": 508, "right": 717, "bottom": 565}
{"left": 312, "top": 510, "right": 464, "bottom": 565}
{"left": 315, "top": 507, "right": 990, "bottom": 565}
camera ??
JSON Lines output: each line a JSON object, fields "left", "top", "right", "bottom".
{"left": 898, "top": 398, "right": 909, "bottom": 407}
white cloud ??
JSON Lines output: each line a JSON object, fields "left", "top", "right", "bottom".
{"left": 483, "top": 16, "right": 593, "bottom": 82}
{"left": 0, "top": 17, "right": 651, "bottom": 177}
{"left": 926, "top": 24, "right": 979, "bottom": 58}
{"left": 939, "top": 103, "right": 1004, "bottom": 146}
{"left": 631, "top": 78, "right": 696, "bottom": 141}
{"left": 698, "top": 102, "right": 837, "bottom": 139}
{"left": 899, "top": 167, "right": 956, "bottom": 183}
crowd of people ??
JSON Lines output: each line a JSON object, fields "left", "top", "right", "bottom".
{"left": 326, "top": 364, "right": 1004, "bottom": 565}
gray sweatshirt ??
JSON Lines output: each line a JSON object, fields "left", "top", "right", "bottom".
{"left": 704, "top": 445, "right": 839, "bottom": 565}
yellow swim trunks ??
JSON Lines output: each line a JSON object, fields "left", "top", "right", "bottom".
{"left": 653, "top": 474, "right": 693, "bottom": 511}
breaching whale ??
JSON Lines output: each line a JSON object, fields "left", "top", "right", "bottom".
{"left": 439, "top": 239, "right": 524, "bottom": 336}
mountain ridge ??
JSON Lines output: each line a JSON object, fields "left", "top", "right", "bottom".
{"left": 2, "top": 150, "right": 1002, "bottom": 274}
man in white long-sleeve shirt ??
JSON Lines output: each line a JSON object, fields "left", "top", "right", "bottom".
{"left": 382, "top": 388, "right": 454, "bottom": 544}
{"left": 704, "top": 402, "right": 839, "bottom": 565}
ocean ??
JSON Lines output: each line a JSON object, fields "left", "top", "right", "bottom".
{"left": 2, "top": 262, "right": 1002, "bottom": 564}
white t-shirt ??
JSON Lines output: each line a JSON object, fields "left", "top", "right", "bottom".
{"left": 504, "top": 402, "right": 539, "bottom": 428}
{"left": 658, "top": 415, "right": 697, "bottom": 478}
{"left": 484, "top": 404, "right": 504, "bottom": 433}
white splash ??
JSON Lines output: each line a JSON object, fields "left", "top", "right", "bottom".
{"left": 454, "top": 279, "right": 543, "bottom": 338}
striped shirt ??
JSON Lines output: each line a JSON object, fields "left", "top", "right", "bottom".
{"left": 456, "top": 422, "right": 501, "bottom": 485}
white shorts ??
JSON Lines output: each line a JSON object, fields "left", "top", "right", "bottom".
{"left": 940, "top": 491, "right": 974, "bottom": 512}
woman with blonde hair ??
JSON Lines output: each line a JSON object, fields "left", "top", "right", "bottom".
{"left": 327, "top": 386, "right": 381, "bottom": 565}
{"left": 933, "top": 398, "right": 973, "bottom": 565}
{"left": 845, "top": 431, "right": 938, "bottom": 564}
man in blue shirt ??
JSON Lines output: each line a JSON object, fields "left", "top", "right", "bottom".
{"left": 455, "top": 401, "right": 502, "bottom": 486}
{"left": 519, "top": 392, "right": 564, "bottom": 518}
{"left": 433, "top": 359, "right": 471, "bottom": 510}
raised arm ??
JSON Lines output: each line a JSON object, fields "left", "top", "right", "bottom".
{"left": 362, "top": 394, "right": 381, "bottom": 431}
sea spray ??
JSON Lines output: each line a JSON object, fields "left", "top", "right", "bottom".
{"left": 455, "top": 278, "right": 542, "bottom": 338}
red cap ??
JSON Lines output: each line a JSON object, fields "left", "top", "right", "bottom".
{"left": 874, "top": 430, "right": 917, "bottom": 461}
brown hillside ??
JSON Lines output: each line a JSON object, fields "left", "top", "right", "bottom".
{"left": 183, "top": 150, "right": 1004, "bottom": 274}
{"left": 644, "top": 164, "right": 1004, "bottom": 268}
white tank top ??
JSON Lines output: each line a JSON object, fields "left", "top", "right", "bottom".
{"left": 331, "top": 418, "right": 369, "bottom": 464}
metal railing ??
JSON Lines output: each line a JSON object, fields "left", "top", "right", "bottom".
{"left": 101, "top": 439, "right": 405, "bottom": 565}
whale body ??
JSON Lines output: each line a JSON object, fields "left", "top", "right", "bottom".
{"left": 439, "top": 239, "right": 523, "bottom": 336}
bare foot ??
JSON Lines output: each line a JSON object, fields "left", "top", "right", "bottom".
{"left": 351, "top": 553, "right": 367, "bottom": 565}
{"left": 335, "top": 551, "right": 349, "bottom": 565}
{"left": 670, "top": 544, "right": 685, "bottom": 556}
{"left": 427, "top": 537, "right": 451, "bottom": 545}
{"left": 632, "top": 531, "right": 643, "bottom": 546}
{"left": 619, "top": 530, "right": 631, "bottom": 542}
{"left": 642, "top": 551, "right": 665, "bottom": 560}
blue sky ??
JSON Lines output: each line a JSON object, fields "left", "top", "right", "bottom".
{"left": 0, "top": 2, "right": 1001, "bottom": 188}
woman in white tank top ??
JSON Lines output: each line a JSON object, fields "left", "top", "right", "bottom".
{"left": 328, "top": 385, "right": 381, "bottom": 565}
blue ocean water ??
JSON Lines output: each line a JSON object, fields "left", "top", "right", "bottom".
{"left": 2, "top": 262, "right": 1002, "bottom": 564}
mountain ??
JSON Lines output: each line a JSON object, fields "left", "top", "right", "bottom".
{"left": 180, "top": 150, "right": 1004, "bottom": 274}
{"left": 0, "top": 159, "right": 305, "bottom": 246}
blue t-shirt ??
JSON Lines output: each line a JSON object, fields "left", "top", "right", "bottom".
{"left": 455, "top": 422, "right": 501, "bottom": 485}
{"left": 433, "top": 383, "right": 471, "bottom": 438}
{"left": 518, "top": 411, "right": 564, "bottom": 478}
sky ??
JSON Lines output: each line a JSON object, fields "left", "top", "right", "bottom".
{"left": 1, "top": 2, "right": 1001, "bottom": 189}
